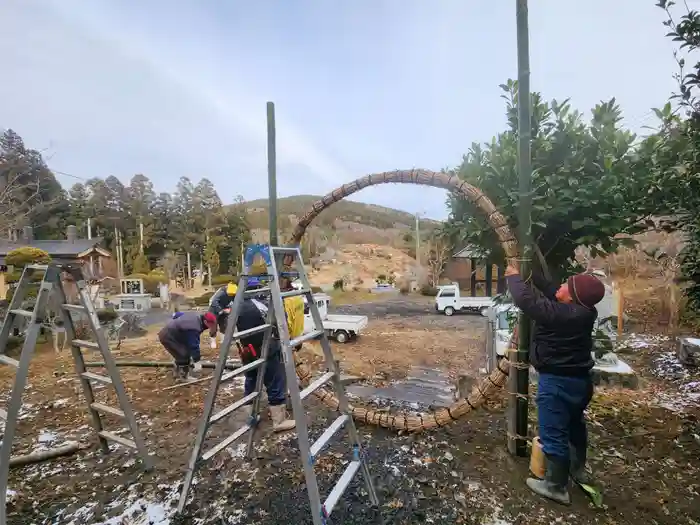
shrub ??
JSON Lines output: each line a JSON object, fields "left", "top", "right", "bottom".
{"left": 420, "top": 285, "right": 438, "bottom": 297}
{"left": 96, "top": 308, "right": 119, "bottom": 324}
{"left": 194, "top": 291, "right": 215, "bottom": 306}
{"left": 6, "top": 247, "right": 51, "bottom": 268}
{"left": 212, "top": 274, "right": 237, "bottom": 286}
{"left": 399, "top": 286, "right": 410, "bottom": 295}
{"left": 6, "top": 285, "right": 38, "bottom": 302}
{"left": 332, "top": 279, "right": 344, "bottom": 290}
{"left": 132, "top": 253, "right": 151, "bottom": 274}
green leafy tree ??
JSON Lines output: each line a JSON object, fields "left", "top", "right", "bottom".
{"left": 445, "top": 80, "right": 655, "bottom": 280}
{"left": 646, "top": 1, "right": 700, "bottom": 312}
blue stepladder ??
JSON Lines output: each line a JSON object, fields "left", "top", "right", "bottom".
{"left": 177, "top": 244, "right": 378, "bottom": 523}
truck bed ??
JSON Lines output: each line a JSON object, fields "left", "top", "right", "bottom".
{"left": 323, "top": 314, "right": 368, "bottom": 331}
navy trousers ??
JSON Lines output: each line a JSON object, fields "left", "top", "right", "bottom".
{"left": 537, "top": 372, "right": 594, "bottom": 462}
{"left": 244, "top": 347, "right": 287, "bottom": 406}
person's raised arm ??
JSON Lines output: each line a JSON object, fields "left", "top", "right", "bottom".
{"left": 531, "top": 266, "right": 558, "bottom": 300}
{"left": 505, "top": 265, "right": 569, "bottom": 324}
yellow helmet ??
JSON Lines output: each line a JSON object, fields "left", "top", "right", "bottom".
{"left": 226, "top": 282, "right": 238, "bottom": 295}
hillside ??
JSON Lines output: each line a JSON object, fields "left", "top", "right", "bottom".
{"left": 238, "top": 195, "right": 442, "bottom": 248}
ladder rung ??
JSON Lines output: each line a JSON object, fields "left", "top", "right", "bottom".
{"left": 244, "top": 287, "right": 270, "bottom": 295}
{"left": 209, "top": 392, "right": 259, "bottom": 425}
{"left": 81, "top": 371, "right": 113, "bottom": 384}
{"left": 323, "top": 460, "right": 362, "bottom": 518}
{"left": 221, "top": 358, "right": 265, "bottom": 382}
{"left": 234, "top": 324, "right": 272, "bottom": 340}
{"left": 90, "top": 402, "right": 125, "bottom": 418}
{"left": 0, "top": 354, "right": 19, "bottom": 367}
{"left": 72, "top": 339, "right": 100, "bottom": 350}
{"left": 280, "top": 288, "right": 309, "bottom": 299}
{"left": 300, "top": 371, "right": 335, "bottom": 401}
{"left": 290, "top": 330, "right": 324, "bottom": 348}
{"left": 310, "top": 414, "right": 349, "bottom": 458}
{"left": 98, "top": 430, "right": 137, "bottom": 450}
{"left": 26, "top": 264, "right": 48, "bottom": 271}
{"left": 270, "top": 247, "right": 299, "bottom": 254}
{"left": 0, "top": 408, "right": 6, "bottom": 421}
{"left": 10, "top": 309, "right": 34, "bottom": 318}
{"left": 62, "top": 303, "right": 86, "bottom": 312}
{"left": 201, "top": 424, "right": 252, "bottom": 461}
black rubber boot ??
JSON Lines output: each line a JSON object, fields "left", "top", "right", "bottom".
{"left": 526, "top": 455, "right": 571, "bottom": 505}
{"left": 569, "top": 443, "right": 592, "bottom": 485}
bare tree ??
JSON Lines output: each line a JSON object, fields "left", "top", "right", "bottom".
{"left": 426, "top": 235, "right": 450, "bottom": 287}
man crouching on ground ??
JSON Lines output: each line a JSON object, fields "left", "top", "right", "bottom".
{"left": 158, "top": 311, "right": 217, "bottom": 382}
{"left": 505, "top": 262, "right": 605, "bottom": 505}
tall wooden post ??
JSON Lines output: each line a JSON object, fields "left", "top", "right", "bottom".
{"left": 485, "top": 263, "right": 493, "bottom": 297}
{"left": 470, "top": 259, "right": 477, "bottom": 296}
{"left": 508, "top": 0, "right": 533, "bottom": 457}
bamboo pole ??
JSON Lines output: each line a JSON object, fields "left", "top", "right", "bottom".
{"left": 84, "top": 360, "right": 240, "bottom": 370}
{"left": 267, "top": 101, "right": 278, "bottom": 246}
{"left": 9, "top": 442, "right": 80, "bottom": 468}
{"left": 508, "top": 0, "right": 533, "bottom": 458}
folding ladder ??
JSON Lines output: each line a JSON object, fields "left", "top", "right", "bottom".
{"left": 0, "top": 264, "right": 151, "bottom": 525}
{"left": 177, "top": 244, "right": 378, "bottom": 523}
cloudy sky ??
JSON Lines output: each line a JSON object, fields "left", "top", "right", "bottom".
{"left": 0, "top": 1, "right": 681, "bottom": 219}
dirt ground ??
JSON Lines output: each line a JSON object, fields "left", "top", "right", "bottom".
{"left": 1, "top": 297, "right": 699, "bottom": 525}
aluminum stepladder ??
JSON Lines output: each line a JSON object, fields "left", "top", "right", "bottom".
{"left": 178, "top": 244, "right": 378, "bottom": 523}
{"left": 0, "top": 263, "right": 152, "bottom": 525}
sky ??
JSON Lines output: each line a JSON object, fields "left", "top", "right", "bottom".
{"left": 0, "top": 0, "right": 683, "bottom": 220}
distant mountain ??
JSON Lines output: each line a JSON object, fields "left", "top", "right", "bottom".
{"left": 236, "top": 194, "right": 441, "bottom": 248}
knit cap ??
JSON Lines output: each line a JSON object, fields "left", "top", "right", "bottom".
{"left": 567, "top": 273, "right": 605, "bottom": 308}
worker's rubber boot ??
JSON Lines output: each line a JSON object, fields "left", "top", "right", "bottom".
{"left": 569, "top": 443, "right": 592, "bottom": 485}
{"left": 526, "top": 455, "right": 571, "bottom": 505}
{"left": 269, "top": 404, "right": 296, "bottom": 432}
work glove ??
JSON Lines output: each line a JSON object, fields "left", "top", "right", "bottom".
{"left": 192, "top": 361, "right": 203, "bottom": 373}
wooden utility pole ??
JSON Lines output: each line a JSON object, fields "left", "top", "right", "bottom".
{"left": 508, "top": 0, "right": 533, "bottom": 458}
{"left": 267, "top": 102, "right": 278, "bottom": 246}
{"left": 415, "top": 213, "right": 421, "bottom": 266}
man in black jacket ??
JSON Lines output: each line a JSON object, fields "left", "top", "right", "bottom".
{"left": 506, "top": 264, "right": 605, "bottom": 505}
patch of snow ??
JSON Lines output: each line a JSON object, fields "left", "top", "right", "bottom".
{"left": 38, "top": 430, "right": 59, "bottom": 445}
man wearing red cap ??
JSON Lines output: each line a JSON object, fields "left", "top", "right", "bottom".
{"left": 158, "top": 311, "right": 218, "bottom": 382}
{"left": 506, "top": 264, "right": 606, "bottom": 505}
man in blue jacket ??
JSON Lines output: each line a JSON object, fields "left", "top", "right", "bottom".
{"left": 158, "top": 311, "right": 217, "bottom": 382}
{"left": 506, "top": 264, "right": 605, "bottom": 505}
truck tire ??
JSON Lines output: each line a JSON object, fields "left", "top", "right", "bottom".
{"left": 335, "top": 330, "right": 349, "bottom": 343}
{"left": 444, "top": 306, "right": 455, "bottom": 317}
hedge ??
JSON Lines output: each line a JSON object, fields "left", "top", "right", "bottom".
{"left": 6, "top": 247, "right": 51, "bottom": 267}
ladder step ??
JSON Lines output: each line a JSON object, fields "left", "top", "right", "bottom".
{"left": 290, "top": 330, "right": 324, "bottom": 348}
{"left": 72, "top": 339, "right": 100, "bottom": 350}
{"left": 323, "top": 460, "right": 362, "bottom": 518}
{"left": 310, "top": 414, "right": 349, "bottom": 458}
{"left": 280, "top": 288, "right": 309, "bottom": 299}
{"left": 270, "top": 247, "right": 299, "bottom": 254}
{"left": 10, "top": 308, "right": 34, "bottom": 318}
{"left": 0, "top": 354, "right": 19, "bottom": 367}
{"left": 221, "top": 358, "right": 265, "bottom": 382}
{"left": 209, "top": 392, "right": 259, "bottom": 425}
{"left": 62, "top": 303, "right": 87, "bottom": 312}
{"left": 244, "top": 287, "right": 271, "bottom": 296}
{"left": 0, "top": 408, "right": 6, "bottom": 421}
{"left": 90, "top": 402, "right": 125, "bottom": 418}
{"left": 81, "top": 371, "right": 113, "bottom": 384}
{"left": 201, "top": 424, "right": 252, "bottom": 461}
{"left": 233, "top": 324, "right": 272, "bottom": 340}
{"left": 300, "top": 371, "right": 335, "bottom": 401}
{"left": 98, "top": 430, "right": 137, "bottom": 450}
{"left": 26, "top": 264, "right": 48, "bottom": 271}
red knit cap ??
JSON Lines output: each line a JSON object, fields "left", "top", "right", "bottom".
{"left": 567, "top": 273, "right": 605, "bottom": 308}
{"left": 203, "top": 312, "right": 217, "bottom": 326}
